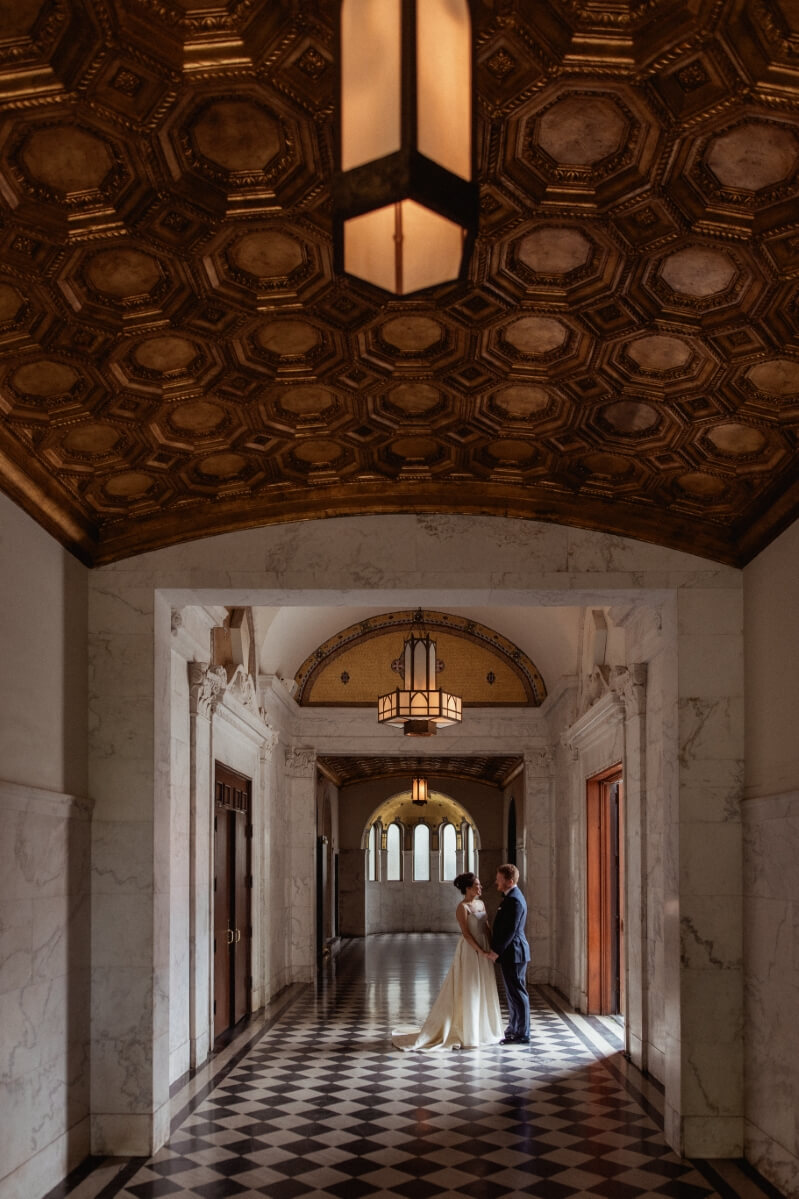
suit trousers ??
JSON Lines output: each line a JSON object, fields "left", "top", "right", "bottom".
{"left": 499, "top": 954, "right": 530, "bottom": 1038}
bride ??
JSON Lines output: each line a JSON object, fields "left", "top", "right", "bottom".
{"left": 392, "top": 872, "right": 503, "bottom": 1051}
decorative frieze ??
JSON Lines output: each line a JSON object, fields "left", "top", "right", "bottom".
{"left": 224, "top": 663, "right": 258, "bottom": 712}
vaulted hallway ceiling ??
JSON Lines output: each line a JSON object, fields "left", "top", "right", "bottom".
{"left": 1, "top": 0, "right": 798, "bottom": 566}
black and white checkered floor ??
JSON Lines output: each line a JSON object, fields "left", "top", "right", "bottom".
{"left": 55, "top": 935, "right": 782, "bottom": 1199}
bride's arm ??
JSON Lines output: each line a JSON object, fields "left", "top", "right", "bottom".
{"left": 456, "top": 902, "right": 491, "bottom": 955}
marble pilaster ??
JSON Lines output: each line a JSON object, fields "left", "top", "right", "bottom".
{"left": 284, "top": 747, "right": 317, "bottom": 983}
{"left": 616, "top": 665, "right": 649, "bottom": 1073}
{"left": 662, "top": 590, "right": 744, "bottom": 1158}
{"left": 88, "top": 583, "right": 170, "bottom": 1157}
{"left": 523, "top": 749, "right": 554, "bottom": 983}
{"left": 187, "top": 663, "right": 225, "bottom": 1070}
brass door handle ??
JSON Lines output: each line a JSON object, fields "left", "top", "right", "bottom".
{"left": 235, "top": 929, "right": 241, "bottom": 943}
{"left": 227, "top": 929, "right": 234, "bottom": 944}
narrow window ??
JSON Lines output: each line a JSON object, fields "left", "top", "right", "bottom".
{"left": 441, "top": 822, "right": 456, "bottom": 880}
{"left": 386, "top": 822, "right": 401, "bottom": 881}
{"left": 367, "top": 824, "right": 376, "bottom": 881}
{"left": 466, "top": 823, "right": 475, "bottom": 871}
{"left": 413, "top": 823, "right": 430, "bottom": 881}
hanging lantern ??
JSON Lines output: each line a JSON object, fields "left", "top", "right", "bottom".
{"left": 411, "top": 775, "right": 429, "bottom": 805}
{"left": 333, "top": 0, "right": 477, "bottom": 295}
{"left": 377, "top": 609, "right": 462, "bottom": 736}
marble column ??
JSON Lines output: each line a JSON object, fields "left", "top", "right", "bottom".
{"left": 284, "top": 748, "right": 317, "bottom": 983}
{"left": 616, "top": 665, "right": 649, "bottom": 1073}
{"left": 663, "top": 590, "right": 744, "bottom": 1157}
{"left": 187, "top": 663, "right": 226, "bottom": 1070}
{"left": 524, "top": 749, "right": 554, "bottom": 984}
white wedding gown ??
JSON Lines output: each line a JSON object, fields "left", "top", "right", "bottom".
{"left": 392, "top": 902, "right": 503, "bottom": 1051}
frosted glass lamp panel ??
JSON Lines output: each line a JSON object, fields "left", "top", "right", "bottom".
{"left": 414, "top": 823, "right": 430, "bottom": 880}
{"left": 417, "top": 0, "right": 471, "bottom": 180}
{"left": 401, "top": 202, "right": 465, "bottom": 293}
{"left": 386, "top": 823, "right": 401, "bottom": 880}
{"left": 442, "top": 822, "right": 457, "bottom": 881}
{"left": 344, "top": 207, "right": 399, "bottom": 292}
{"left": 408, "top": 635, "right": 434, "bottom": 688}
{"left": 341, "top": 0, "right": 401, "bottom": 170}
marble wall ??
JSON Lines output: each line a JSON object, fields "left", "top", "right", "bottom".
{"left": 0, "top": 494, "right": 90, "bottom": 1199}
{"left": 552, "top": 592, "right": 745, "bottom": 1160}
{"left": 743, "top": 521, "right": 799, "bottom": 1197}
{"left": 0, "top": 510, "right": 749, "bottom": 1182}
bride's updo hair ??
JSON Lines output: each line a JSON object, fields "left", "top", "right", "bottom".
{"left": 454, "top": 872, "right": 476, "bottom": 895}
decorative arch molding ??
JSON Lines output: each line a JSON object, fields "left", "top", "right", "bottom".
{"left": 294, "top": 608, "right": 547, "bottom": 707}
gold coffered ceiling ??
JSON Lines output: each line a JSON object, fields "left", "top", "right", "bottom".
{"left": 1, "top": 0, "right": 799, "bottom": 566}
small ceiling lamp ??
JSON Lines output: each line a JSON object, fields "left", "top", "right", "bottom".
{"left": 333, "top": 0, "right": 477, "bottom": 295}
{"left": 411, "top": 775, "right": 429, "bottom": 806}
{"left": 377, "top": 608, "right": 462, "bottom": 736}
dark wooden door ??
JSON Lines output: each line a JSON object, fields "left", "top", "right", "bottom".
{"left": 213, "top": 808, "right": 232, "bottom": 1040}
{"left": 587, "top": 768, "right": 624, "bottom": 1015}
{"left": 213, "top": 763, "right": 252, "bottom": 1041}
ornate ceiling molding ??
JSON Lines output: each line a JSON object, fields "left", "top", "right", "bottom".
{"left": 293, "top": 609, "right": 547, "bottom": 707}
{"left": 0, "top": 0, "right": 798, "bottom": 566}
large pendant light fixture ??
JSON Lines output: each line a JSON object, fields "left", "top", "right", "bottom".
{"left": 333, "top": 0, "right": 477, "bottom": 295}
{"left": 377, "top": 608, "right": 462, "bottom": 736}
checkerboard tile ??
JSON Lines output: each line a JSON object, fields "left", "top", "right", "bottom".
{"left": 59, "top": 935, "right": 780, "bottom": 1199}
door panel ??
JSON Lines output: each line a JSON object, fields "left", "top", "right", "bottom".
{"left": 587, "top": 767, "right": 624, "bottom": 1016}
{"left": 233, "top": 811, "right": 250, "bottom": 1024}
{"left": 213, "top": 764, "right": 252, "bottom": 1041}
{"left": 213, "top": 810, "right": 232, "bottom": 1039}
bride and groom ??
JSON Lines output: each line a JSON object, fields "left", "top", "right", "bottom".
{"left": 392, "top": 863, "right": 530, "bottom": 1051}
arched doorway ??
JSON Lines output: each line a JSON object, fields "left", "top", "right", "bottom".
{"left": 362, "top": 789, "right": 479, "bottom": 934}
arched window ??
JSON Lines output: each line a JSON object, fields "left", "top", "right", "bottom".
{"left": 441, "top": 822, "right": 457, "bottom": 881}
{"left": 367, "top": 824, "right": 376, "bottom": 881}
{"left": 386, "top": 823, "right": 401, "bottom": 881}
{"left": 465, "top": 823, "right": 475, "bottom": 872}
{"left": 413, "top": 823, "right": 430, "bottom": 881}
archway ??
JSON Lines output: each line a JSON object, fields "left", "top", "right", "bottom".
{"left": 362, "top": 789, "right": 480, "bottom": 934}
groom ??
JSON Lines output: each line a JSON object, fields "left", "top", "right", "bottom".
{"left": 489, "top": 863, "right": 530, "bottom": 1045}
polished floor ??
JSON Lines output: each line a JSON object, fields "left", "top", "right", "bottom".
{"left": 54, "top": 936, "right": 781, "bottom": 1199}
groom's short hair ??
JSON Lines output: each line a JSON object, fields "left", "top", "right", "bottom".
{"left": 497, "top": 863, "right": 519, "bottom": 885}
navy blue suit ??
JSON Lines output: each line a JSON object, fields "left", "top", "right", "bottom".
{"left": 491, "top": 885, "right": 530, "bottom": 1039}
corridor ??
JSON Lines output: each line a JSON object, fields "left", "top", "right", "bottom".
{"left": 53, "top": 936, "right": 778, "bottom": 1199}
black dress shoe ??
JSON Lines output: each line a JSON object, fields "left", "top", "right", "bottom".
{"left": 499, "top": 1034, "right": 530, "bottom": 1044}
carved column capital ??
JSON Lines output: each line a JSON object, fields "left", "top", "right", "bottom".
{"left": 285, "top": 746, "right": 316, "bottom": 778}
{"left": 612, "top": 662, "right": 648, "bottom": 718}
{"left": 188, "top": 662, "right": 227, "bottom": 719}
{"left": 261, "top": 726, "right": 280, "bottom": 760}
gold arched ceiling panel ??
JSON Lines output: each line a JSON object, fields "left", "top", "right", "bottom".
{"left": 0, "top": 0, "right": 798, "bottom": 565}
{"left": 295, "top": 610, "right": 546, "bottom": 706}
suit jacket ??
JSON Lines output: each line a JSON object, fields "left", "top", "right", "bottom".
{"left": 491, "top": 886, "right": 530, "bottom": 964}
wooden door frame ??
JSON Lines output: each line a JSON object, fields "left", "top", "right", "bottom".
{"left": 586, "top": 764, "right": 624, "bottom": 1015}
